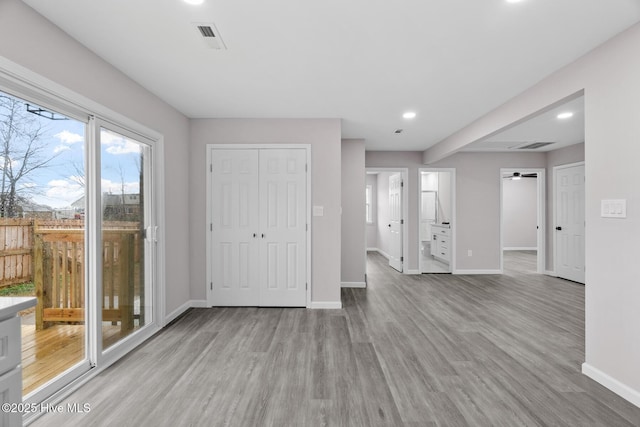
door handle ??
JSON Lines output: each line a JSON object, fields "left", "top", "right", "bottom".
{"left": 253, "top": 233, "right": 257, "bottom": 238}
{"left": 388, "top": 224, "right": 391, "bottom": 228}
{"left": 555, "top": 226, "right": 562, "bottom": 231}
{"left": 262, "top": 233, "right": 265, "bottom": 238}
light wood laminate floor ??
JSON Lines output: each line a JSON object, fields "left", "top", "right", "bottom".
{"left": 33, "top": 252, "right": 640, "bottom": 426}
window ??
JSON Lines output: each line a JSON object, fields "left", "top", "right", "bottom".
{"left": 366, "top": 184, "right": 373, "bottom": 223}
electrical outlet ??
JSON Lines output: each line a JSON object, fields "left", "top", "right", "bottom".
{"left": 467, "top": 250, "right": 473, "bottom": 257}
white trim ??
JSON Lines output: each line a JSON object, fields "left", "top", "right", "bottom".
{"left": 504, "top": 247, "right": 538, "bottom": 251}
{"left": 190, "top": 299, "right": 208, "bottom": 308}
{"left": 206, "top": 144, "right": 312, "bottom": 308}
{"left": 341, "top": 282, "right": 366, "bottom": 288}
{"left": 405, "top": 269, "right": 421, "bottom": 275}
{"left": 544, "top": 270, "right": 556, "bottom": 276}
{"left": 309, "top": 301, "right": 342, "bottom": 309}
{"left": 453, "top": 269, "right": 502, "bottom": 275}
{"left": 582, "top": 363, "right": 640, "bottom": 408}
{"left": 417, "top": 168, "right": 456, "bottom": 274}
{"left": 164, "top": 301, "right": 192, "bottom": 325}
{"left": 368, "top": 248, "right": 389, "bottom": 259}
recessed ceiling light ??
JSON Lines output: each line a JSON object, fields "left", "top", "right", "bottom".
{"left": 184, "top": 0, "right": 204, "bottom": 5}
{"left": 402, "top": 111, "right": 416, "bottom": 119}
{"left": 557, "top": 112, "right": 574, "bottom": 119}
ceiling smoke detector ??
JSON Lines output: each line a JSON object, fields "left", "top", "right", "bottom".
{"left": 194, "top": 22, "right": 226, "bottom": 50}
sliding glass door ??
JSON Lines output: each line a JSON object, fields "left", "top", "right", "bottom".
{"left": 99, "top": 126, "right": 153, "bottom": 352}
{"left": 0, "top": 85, "right": 160, "bottom": 410}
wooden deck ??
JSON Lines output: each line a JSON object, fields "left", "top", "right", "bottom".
{"left": 20, "top": 310, "right": 136, "bottom": 395}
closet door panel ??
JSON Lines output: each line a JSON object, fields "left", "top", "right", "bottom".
{"left": 211, "top": 150, "right": 260, "bottom": 305}
{"left": 259, "top": 149, "right": 307, "bottom": 306}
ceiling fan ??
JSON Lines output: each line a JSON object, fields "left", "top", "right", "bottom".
{"left": 503, "top": 172, "right": 537, "bottom": 180}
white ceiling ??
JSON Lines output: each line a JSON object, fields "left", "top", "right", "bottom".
{"left": 463, "top": 95, "right": 585, "bottom": 152}
{"left": 21, "top": 0, "right": 640, "bottom": 151}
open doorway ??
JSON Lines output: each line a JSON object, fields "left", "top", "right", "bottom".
{"left": 419, "top": 169, "right": 455, "bottom": 273}
{"left": 365, "top": 168, "right": 408, "bottom": 274}
{"left": 500, "top": 168, "right": 545, "bottom": 275}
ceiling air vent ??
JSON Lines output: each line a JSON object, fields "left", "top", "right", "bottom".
{"left": 514, "top": 142, "right": 555, "bottom": 150}
{"left": 194, "top": 22, "right": 226, "bottom": 50}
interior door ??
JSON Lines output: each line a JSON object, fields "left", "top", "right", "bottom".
{"left": 211, "top": 149, "right": 260, "bottom": 305}
{"left": 388, "top": 173, "right": 403, "bottom": 272}
{"left": 259, "top": 149, "right": 307, "bottom": 306}
{"left": 555, "top": 164, "right": 585, "bottom": 283}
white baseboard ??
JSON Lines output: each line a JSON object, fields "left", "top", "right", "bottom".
{"left": 367, "top": 248, "right": 390, "bottom": 259}
{"left": 309, "top": 301, "right": 342, "bottom": 309}
{"left": 504, "top": 247, "right": 537, "bottom": 251}
{"left": 582, "top": 363, "right": 640, "bottom": 408}
{"left": 544, "top": 270, "right": 556, "bottom": 276}
{"left": 164, "top": 300, "right": 208, "bottom": 325}
{"left": 341, "top": 282, "right": 366, "bottom": 288}
{"left": 453, "top": 269, "right": 502, "bottom": 275}
{"left": 190, "top": 299, "right": 208, "bottom": 308}
{"left": 405, "top": 269, "right": 421, "bottom": 275}
{"left": 164, "top": 300, "right": 192, "bottom": 325}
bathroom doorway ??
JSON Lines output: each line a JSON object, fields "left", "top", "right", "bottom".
{"left": 419, "top": 169, "right": 455, "bottom": 273}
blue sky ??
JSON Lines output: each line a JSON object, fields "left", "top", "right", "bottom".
{"left": 12, "top": 100, "right": 143, "bottom": 209}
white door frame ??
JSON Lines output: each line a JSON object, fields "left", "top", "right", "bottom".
{"left": 364, "top": 167, "right": 409, "bottom": 273}
{"left": 552, "top": 161, "right": 585, "bottom": 282}
{"left": 206, "top": 144, "right": 312, "bottom": 307}
{"left": 499, "top": 168, "right": 546, "bottom": 274}
{"left": 418, "top": 168, "right": 457, "bottom": 273}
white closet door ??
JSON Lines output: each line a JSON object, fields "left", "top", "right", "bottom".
{"left": 555, "top": 164, "right": 585, "bottom": 283}
{"left": 259, "top": 149, "right": 307, "bottom": 306}
{"left": 388, "top": 173, "right": 403, "bottom": 272}
{"left": 211, "top": 150, "right": 260, "bottom": 305}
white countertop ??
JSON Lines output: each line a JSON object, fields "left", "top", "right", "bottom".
{"left": 0, "top": 297, "right": 37, "bottom": 320}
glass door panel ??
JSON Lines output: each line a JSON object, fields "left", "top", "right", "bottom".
{"left": 0, "top": 90, "right": 89, "bottom": 396}
{"left": 99, "top": 128, "right": 152, "bottom": 351}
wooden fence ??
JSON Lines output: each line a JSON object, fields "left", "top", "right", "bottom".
{"left": 34, "top": 227, "right": 140, "bottom": 332}
{"left": 0, "top": 219, "right": 34, "bottom": 287}
{"left": 0, "top": 219, "right": 141, "bottom": 289}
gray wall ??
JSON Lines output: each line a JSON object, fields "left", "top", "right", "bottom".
{"left": 341, "top": 139, "right": 366, "bottom": 285}
{"left": 502, "top": 177, "right": 538, "bottom": 249}
{"left": 189, "top": 119, "right": 342, "bottom": 305}
{"left": 366, "top": 151, "right": 423, "bottom": 270}
{"left": 429, "top": 152, "right": 546, "bottom": 271}
{"left": 0, "top": 0, "right": 191, "bottom": 319}
{"left": 423, "top": 22, "right": 640, "bottom": 403}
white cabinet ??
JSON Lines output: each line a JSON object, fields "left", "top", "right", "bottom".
{"left": 0, "top": 297, "right": 36, "bottom": 427}
{"left": 430, "top": 225, "right": 451, "bottom": 263}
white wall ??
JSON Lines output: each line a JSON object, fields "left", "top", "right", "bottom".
{"left": 0, "top": 0, "right": 191, "bottom": 319}
{"left": 341, "top": 139, "right": 366, "bottom": 285}
{"left": 502, "top": 177, "right": 538, "bottom": 249}
{"left": 423, "top": 23, "right": 640, "bottom": 406}
{"left": 366, "top": 174, "right": 378, "bottom": 249}
{"left": 189, "top": 119, "right": 342, "bottom": 305}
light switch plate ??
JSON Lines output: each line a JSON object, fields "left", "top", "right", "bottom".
{"left": 601, "top": 199, "right": 626, "bottom": 218}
